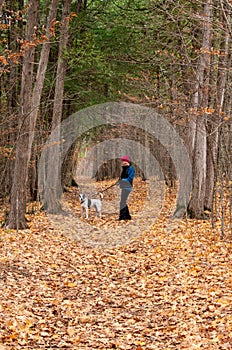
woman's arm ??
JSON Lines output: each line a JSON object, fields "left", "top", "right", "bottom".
{"left": 127, "top": 166, "right": 135, "bottom": 183}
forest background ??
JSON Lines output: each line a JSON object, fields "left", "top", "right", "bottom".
{"left": 0, "top": 0, "right": 231, "bottom": 234}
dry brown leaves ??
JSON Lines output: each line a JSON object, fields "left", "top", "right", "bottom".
{"left": 47, "top": 178, "right": 164, "bottom": 249}
{"left": 0, "top": 180, "right": 231, "bottom": 349}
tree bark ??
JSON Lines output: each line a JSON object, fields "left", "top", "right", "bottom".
{"left": 188, "top": 0, "right": 212, "bottom": 218}
{"left": 8, "top": 0, "right": 59, "bottom": 228}
{"left": 205, "top": 8, "right": 231, "bottom": 211}
{"left": 0, "top": 0, "right": 5, "bottom": 12}
{"left": 44, "top": 0, "right": 71, "bottom": 213}
{"left": 7, "top": 0, "right": 39, "bottom": 229}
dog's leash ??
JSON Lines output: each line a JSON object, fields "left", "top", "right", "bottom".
{"left": 77, "top": 180, "right": 119, "bottom": 198}
{"left": 97, "top": 180, "right": 119, "bottom": 195}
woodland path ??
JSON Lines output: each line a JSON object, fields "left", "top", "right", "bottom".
{"left": 0, "top": 179, "right": 231, "bottom": 349}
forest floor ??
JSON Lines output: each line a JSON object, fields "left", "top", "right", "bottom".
{"left": 0, "top": 178, "right": 231, "bottom": 349}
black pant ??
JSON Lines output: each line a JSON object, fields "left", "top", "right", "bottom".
{"left": 119, "top": 189, "right": 131, "bottom": 220}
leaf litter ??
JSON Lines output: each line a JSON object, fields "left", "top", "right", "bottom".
{"left": 0, "top": 178, "right": 231, "bottom": 349}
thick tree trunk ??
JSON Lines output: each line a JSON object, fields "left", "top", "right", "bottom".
{"left": 44, "top": 0, "right": 71, "bottom": 213}
{"left": 205, "top": 14, "right": 230, "bottom": 211}
{"left": 7, "top": 0, "right": 39, "bottom": 229}
{"left": 188, "top": 0, "right": 212, "bottom": 218}
{"left": 190, "top": 118, "right": 207, "bottom": 218}
{"left": 8, "top": 0, "right": 59, "bottom": 228}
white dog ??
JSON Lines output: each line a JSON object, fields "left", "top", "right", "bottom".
{"left": 79, "top": 193, "right": 103, "bottom": 219}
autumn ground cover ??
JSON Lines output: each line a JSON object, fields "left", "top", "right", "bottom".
{"left": 0, "top": 179, "right": 231, "bottom": 349}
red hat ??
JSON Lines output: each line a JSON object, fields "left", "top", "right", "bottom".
{"left": 121, "top": 155, "right": 130, "bottom": 163}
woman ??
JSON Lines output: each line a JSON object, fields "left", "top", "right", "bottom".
{"left": 118, "top": 155, "right": 135, "bottom": 220}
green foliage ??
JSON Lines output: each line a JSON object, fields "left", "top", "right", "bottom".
{"left": 58, "top": 0, "right": 204, "bottom": 111}
{"left": 61, "top": 1, "right": 153, "bottom": 108}
{"left": 2, "top": 0, "right": 228, "bottom": 118}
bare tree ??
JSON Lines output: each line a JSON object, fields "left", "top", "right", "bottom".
{"left": 7, "top": 0, "right": 39, "bottom": 229}
{"left": 8, "top": 0, "right": 59, "bottom": 228}
{"left": 205, "top": 1, "right": 231, "bottom": 213}
{"left": 187, "top": 0, "right": 213, "bottom": 218}
{"left": 44, "top": 0, "right": 72, "bottom": 213}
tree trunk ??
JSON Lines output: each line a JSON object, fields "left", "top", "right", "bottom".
{"left": 188, "top": 0, "right": 212, "bottom": 218}
{"left": 7, "top": 0, "right": 18, "bottom": 113}
{"left": 0, "top": 0, "right": 5, "bottom": 12}
{"left": 44, "top": 0, "right": 71, "bottom": 213}
{"left": 7, "top": 0, "right": 39, "bottom": 229}
{"left": 8, "top": 0, "right": 59, "bottom": 229}
{"left": 205, "top": 9, "right": 231, "bottom": 211}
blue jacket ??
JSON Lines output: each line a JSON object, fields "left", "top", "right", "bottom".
{"left": 119, "top": 165, "right": 135, "bottom": 191}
